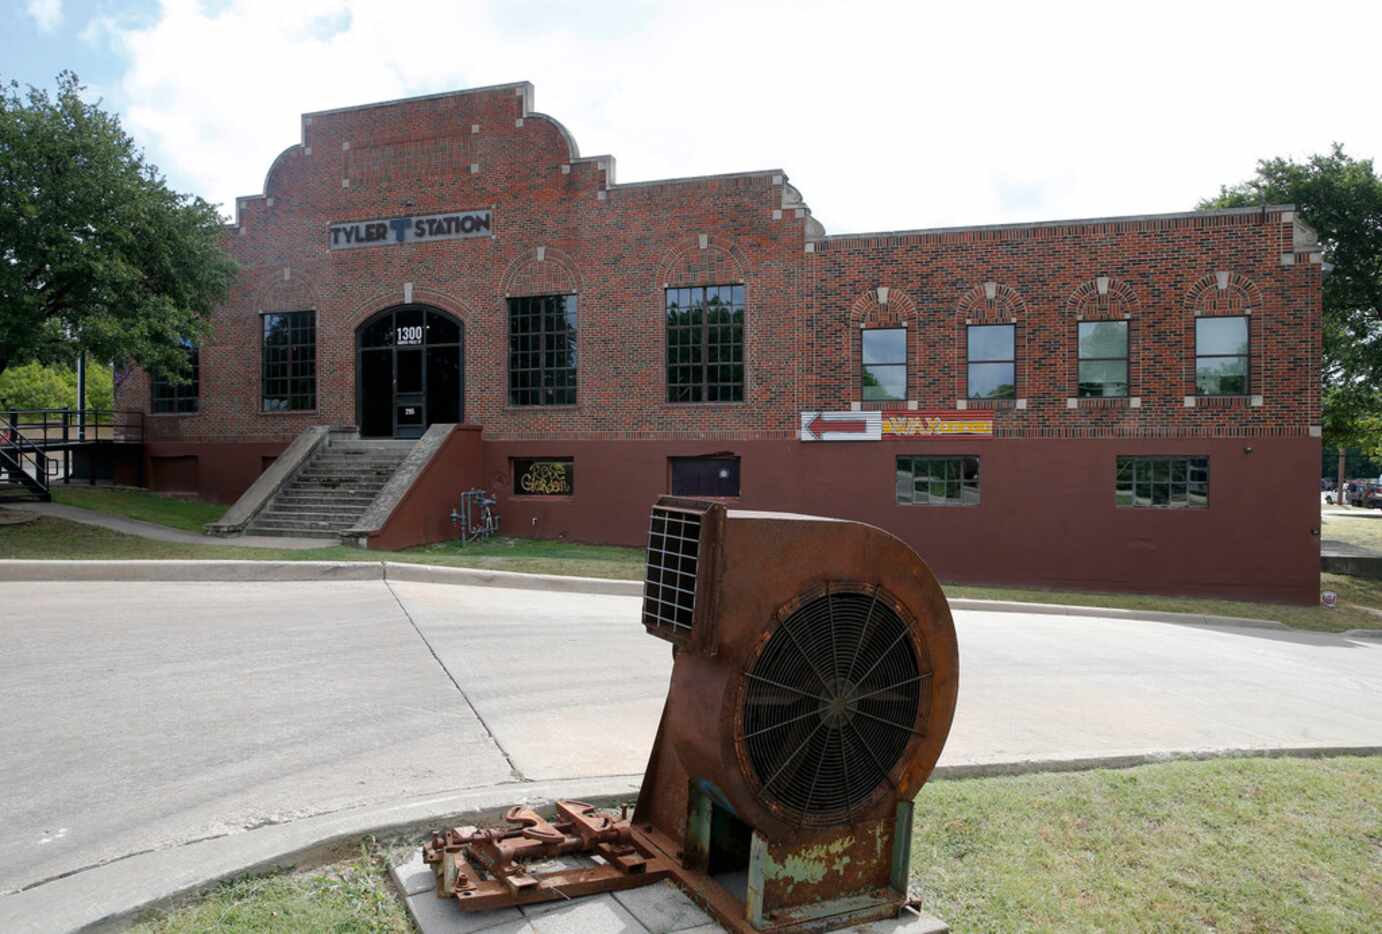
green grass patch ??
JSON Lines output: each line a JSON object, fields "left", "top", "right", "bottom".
{"left": 132, "top": 841, "right": 410, "bottom": 933}
{"left": 51, "top": 486, "right": 227, "bottom": 532}
{"left": 2, "top": 511, "right": 1379, "bottom": 631}
{"left": 911, "top": 755, "right": 1382, "bottom": 933}
{"left": 1321, "top": 510, "right": 1382, "bottom": 553}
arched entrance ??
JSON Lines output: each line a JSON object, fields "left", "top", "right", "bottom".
{"left": 356, "top": 305, "right": 464, "bottom": 438}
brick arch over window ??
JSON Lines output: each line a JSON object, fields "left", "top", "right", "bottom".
{"left": 954, "top": 282, "right": 1027, "bottom": 407}
{"left": 1183, "top": 271, "right": 1263, "bottom": 402}
{"left": 848, "top": 288, "right": 917, "bottom": 406}
{"left": 500, "top": 246, "right": 582, "bottom": 297}
{"left": 1063, "top": 278, "right": 1141, "bottom": 401}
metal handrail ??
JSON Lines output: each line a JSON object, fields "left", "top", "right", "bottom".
{"left": 0, "top": 408, "right": 145, "bottom": 447}
{"left": 0, "top": 415, "right": 52, "bottom": 498}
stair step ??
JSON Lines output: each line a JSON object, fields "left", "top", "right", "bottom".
{"left": 265, "top": 505, "right": 369, "bottom": 517}
{"left": 248, "top": 517, "right": 356, "bottom": 532}
{"left": 244, "top": 525, "right": 341, "bottom": 539}
{"left": 330, "top": 441, "right": 415, "bottom": 453}
{"left": 274, "top": 495, "right": 378, "bottom": 507}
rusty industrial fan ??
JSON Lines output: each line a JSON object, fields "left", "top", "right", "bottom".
{"left": 423, "top": 496, "right": 958, "bottom": 933}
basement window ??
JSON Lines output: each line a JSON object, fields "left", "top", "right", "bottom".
{"left": 896, "top": 456, "right": 980, "bottom": 506}
{"left": 1116, "top": 456, "right": 1209, "bottom": 508}
{"left": 670, "top": 456, "right": 740, "bottom": 497}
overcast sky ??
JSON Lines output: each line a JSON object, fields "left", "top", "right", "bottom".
{"left": 5, "top": 0, "right": 1380, "bottom": 235}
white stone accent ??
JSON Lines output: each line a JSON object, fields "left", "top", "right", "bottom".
{"left": 404, "top": 282, "right": 413, "bottom": 304}
{"left": 1250, "top": 394, "right": 1264, "bottom": 407}
{"left": 956, "top": 399, "right": 968, "bottom": 410}
{"left": 266, "top": 197, "right": 274, "bottom": 208}
{"left": 1309, "top": 425, "right": 1322, "bottom": 437}
{"left": 1184, "top": 396, "right": 1197, "bottom": 408}
{"left": 1310, "top": 253, "right": 1324, "bottom": 264}
{"left": 1066, "top": 397, "right": 1079, "bottom": 409}
{"left": 1096, "top": 276, "right": 1110, "bottom": 295}
{"left": 469, "top": 163, "right": 480, "bottom": 174}
{"left": 795, "top": 208, "right": 805, "bottom": 218}
{"left": 1130, "top": 397, "right": 1141, "bottom": 408}
{"left": 850, "top": 401, "right": 862, "bottom": 412}
{"left": 515, "top": 118, "right": 524, "bottom": 127}
{"left": 597, "top": 190, "right": 607, "bottom": 200}
{"left": 561, "top": 164, "right": 570, "bottom": 174}
{"left": 283, "top": 267, "right": 290, "bottom": 281}
{"left": 772, "top": 174, "right": 783, "bottom": 185}
{"left": 1216, "top": 271, "right": 1230, "bottom": 291}
{"left": 698, "top": 234, "right": 708, "bottom": 250}
{"left": 536, "top": 246, "right": 546, "bottom": 262}
{"left": 805, "top": 242, "right": 815, "bottom": 253}
{"left": 1016, "top": 398, "right": 1028, "bottom": 410}
{"left": 341, "top": 141, "right": 350, "bottom": 151}
{"left": 1281, "top": 210, "right": 1295, "bottom": 223}
{"left": 1281, "top": 253, "right": 1296, "bottom": 266}
{"left": 304, "top": 146, "right": 311, "bottom": 156}
{"left": 907, "top": 400, "right": 919, "bottom": 410}
{"left": 341, "top": 178, "right": 349, "bottom": 188}
{"left": 471, "top": 124, "right": 480, "bottom": 134}
{"left": 772, "top": 209, "right": 782, "bottom": 220}
{"left": 984, "top": 281, "right": 997, "bottom": 301}
{"left": 876, "top": 286, "right": 889, "bottom": 305}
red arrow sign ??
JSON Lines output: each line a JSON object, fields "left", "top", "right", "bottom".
{"left": 809, "top": 415, "right": 868, "bottom": 436}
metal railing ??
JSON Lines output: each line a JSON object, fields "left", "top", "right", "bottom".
{"left": 0, "top": 415, "right": 52, "bottom": 500}
{"left": 1, "top": 408, "right": 145, "bottom": 448}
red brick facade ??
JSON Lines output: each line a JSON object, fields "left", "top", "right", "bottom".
{"left": 118, "top": 82, "right": 1324, "bottom": 603}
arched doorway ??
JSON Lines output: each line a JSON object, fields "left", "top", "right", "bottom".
{"left": 356, "top": 305, "right": 464, "bottom": 438}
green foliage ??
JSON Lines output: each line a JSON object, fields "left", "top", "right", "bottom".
{"left": 0, "top": 360, "right": 114, "bottom": 411}
{"left": 0, "top": 72, "right": 236, "bottom": 380}
{"left": 1201, "top": 145, "right": 1382, "bottom": 449}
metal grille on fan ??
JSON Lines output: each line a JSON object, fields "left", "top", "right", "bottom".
{"left": 742, "top": 590, "right": 926, "bottom": 827}
{"left": 642, "top": 505, "right": 702, "bottom": 634}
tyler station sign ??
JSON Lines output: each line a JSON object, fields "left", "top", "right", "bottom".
{"left": 328, "top": 209, "right": 492, "bottom": 250}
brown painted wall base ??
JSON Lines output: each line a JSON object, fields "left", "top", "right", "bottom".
{"left": 143, "top": 441, "right": 290, "bottom": 504}
{"left": 141, "top": 434, "right": 1321, "bottom": 605}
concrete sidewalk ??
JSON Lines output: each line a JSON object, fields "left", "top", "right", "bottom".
{"left": 10, "top": 501, "right": 327, "bottom": 549}
{"left": 2, "top": 579, "right": 1379, "bottom": 931}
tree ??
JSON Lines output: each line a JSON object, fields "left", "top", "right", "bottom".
{"left": 0, "top": 72, "right": 235, "bottom": 383}
{"left": 0, "top": 361, "right": 114, "bottom": 412}
{"left": 1202, "top": 145, "right": 1382, "bottom": 460}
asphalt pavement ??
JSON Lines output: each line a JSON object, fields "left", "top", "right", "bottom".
{"left": 2, "top": 579, "right": 1380, "bottom": 925}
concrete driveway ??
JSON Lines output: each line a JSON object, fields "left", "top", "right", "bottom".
{"left": 3, "top": 579, "right": 1380, "bottom": 907}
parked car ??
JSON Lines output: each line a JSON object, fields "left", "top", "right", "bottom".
{"left": 1345, "top": 480, "right": 1382, "bottom": 508}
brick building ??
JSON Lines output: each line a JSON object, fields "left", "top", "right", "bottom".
{"left": 117, "top": 81, "right": 1324, "bottom": 603}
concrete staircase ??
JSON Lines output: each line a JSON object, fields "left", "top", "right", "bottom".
{"left": 245, "top": 439, "right": 414, "bottom": 539}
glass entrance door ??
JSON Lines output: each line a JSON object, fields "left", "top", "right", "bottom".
{"left": 356, "top": 306, "right": 465, "bottom": 438}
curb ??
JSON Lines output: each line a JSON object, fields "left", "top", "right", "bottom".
{"left": 1341, "top": 627, "right": 1382, "bottom": 640}
{"left": 0, "top": 559, "right": 1360, "bottom": 633}
{"left": 7, "top": 746, "right": 1380, "bottom": 933}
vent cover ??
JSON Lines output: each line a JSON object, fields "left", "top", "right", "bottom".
{"left": 741, "top": 589, "right": 925, "bottom": 827}
{"left": 642, "top": 503, "right": 704, "bottom": 636}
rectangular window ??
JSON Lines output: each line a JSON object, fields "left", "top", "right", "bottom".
{"left": 666, "top": 285, "right": 745, "bottom": 403}
{"left": 1115, "top": 456, "right": 1209, "bottom": 509}
{"left": 261, "top": 311, "right": 316, "bottom": 411}
{"left": 895, "top": 456, "right": 980, "bottom": 506}
{"left": 967, "top": 324, "right": 1016, "bottom": 399}
{"left": 512, "top": 457, "right": 574, "bottom": 496}
{"left": 151, "top": 346, "right": 199, "bottom": 414}
{"left": 862, "top": 328, "right": 907, "bottom": 402}
{"left": 508, "top": 294, "right": 578, "bottom": 406}
{"left": 1195, "top": 316, "right": 1249, "bottom": 396}
{"left": 670, "top": 456, "right": 740, "bottom": 497}
{"left": 1077, "top": 321, "right": 1129, "bottom": 397}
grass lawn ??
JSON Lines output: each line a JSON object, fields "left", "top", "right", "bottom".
{"left": 133, "top": 757, "right": 1382, "bottom": 934}
{"left": 132, "top": 841, "right": 410, "bottom": 934}
{"left": 1321, "top": 509, "right": 1382, "bottom": 553}
{"left": 911, "top": 755, "right": 1382, "bottom": 933}
{"left": 50, "top": 486, "right": 228, "bottom": 532}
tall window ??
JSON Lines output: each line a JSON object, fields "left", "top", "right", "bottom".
{"left": 967, "top": 324, "right": 1016, "bottom": 399}
{"left": 1116, "top": 456, "right": 1209, "bottom": 509}
{"left": 262, "top": 311, "right": 316, "bottom": 411}
{"left": 508, "top": 294, "right": 578, "bottom": 406}
{"left": 151, "top": 344, "right": 199, "bottom": 414}
{"left": 666, "top": 285, "right": 745, "bottom": 403}
{"left": 1195, "top": 316, "right": 1249, "bottom": 395}
{"left": 1078, "top": 321, "right": 1129, "bottom": 397}
{"left": 862, "top": 328, "right": 907, "bottom": 402}
{"left": 896, "top": 456, "right": 980, "bottom": 506}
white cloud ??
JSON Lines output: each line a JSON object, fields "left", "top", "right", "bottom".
{"left": 102, "top": 0, "right": 1382, "bottom": 234}
{"left": 26, "top": 0, "right": 63, "bottom": 32}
